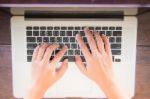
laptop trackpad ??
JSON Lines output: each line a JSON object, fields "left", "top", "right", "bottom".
{"left": 55, "top": 62, "right": 92, "bottom": 97}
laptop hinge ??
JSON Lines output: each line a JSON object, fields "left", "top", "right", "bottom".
{"left": 25, "top": 11, "right": 124, "bottom": 21}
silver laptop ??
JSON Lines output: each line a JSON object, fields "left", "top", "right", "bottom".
{"left": 11, "top": 6, "right": 137, "bottom": 98}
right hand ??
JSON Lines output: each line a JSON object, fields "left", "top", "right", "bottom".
{"left": 75, "top": 27, "right": 130, "bottom": 99}
{"left": 75, "top": 27, "right": 114, "bottom": 88}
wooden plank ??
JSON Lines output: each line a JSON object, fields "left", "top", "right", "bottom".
{"left": 0, "top": 45, "right": 14, "bottom": 99}
{"left": 137, "top": 10, "right": 150, "bottom": 46}
{"left": 133, "top": 46, "right": 150, "bottom": 99}
{"left": 0, "top": 10, "right": 11, "bottom": 45}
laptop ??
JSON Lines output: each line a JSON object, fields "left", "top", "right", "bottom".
{"left": 11, "top": 6, "right": 137, "bottom": 98}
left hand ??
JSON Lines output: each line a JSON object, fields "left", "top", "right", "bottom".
{"left": 24, "top": 43, "right": 68, "bottom": 99}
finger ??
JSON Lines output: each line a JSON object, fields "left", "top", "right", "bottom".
{"left": 32, "top": 45, "right": 40, "bottom": 61}
{"left": 84, "top": 27, "right": 98, "bottom": 52}
{"left": 37, "top": 43, "right": 49, "bottom": 61}
{"left": 76, "top": 34, "right": 91, "bottom": 60}
{"left": 56, "top": 59, "right": 68, "bottom": 79}
{"left": 75, "top": 55, "right": 87, "bottom": 75}
{"left": 51, "top": 45, "right": 68, "bottom": 66}
{"left": 42, "top": 44, "right": 59, "bottom": 62}
{"left": 94, "top": 32, "right": 105, "bottom": 54}
{"left": 101, "top": 34, "right": 112, "bottom": 56}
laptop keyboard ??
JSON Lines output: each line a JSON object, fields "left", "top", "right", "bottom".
{"left": 26, "top": 26, "right": 122, "bottom": 62}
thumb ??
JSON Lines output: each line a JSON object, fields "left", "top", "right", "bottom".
{"left": 56, "top": 59, "right": 68, "bottom": 79}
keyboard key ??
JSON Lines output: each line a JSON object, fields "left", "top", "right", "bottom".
{"left": 83, "top": 37, "right": 87, "bottom": 42}
{"left": 33, "top": 26, "right": 39, "bottom": 30}
{"left": 47, "top": 26, "right": 53, "bottom": 30}
{"left": 27, "top": 43, "right": 37, "bottom": 49}
{"left": 59, "top": 43, "right": 64, "bottom": 49}
{"left": 75, "top": 50, "right": 80, "bottom": 55}
{"left": 56, "top": 37, "right": 62, "bottom": 42}
{"left": 68, "top": 27, "right": 74, "bottom": 30}
{"left": 102, "top": 27, "right": 108, "bottom": 30}
{"left": 112, "top": 56, "right": 115, "bottom": 62}
{"left": 106, "top": 31, "right": 112, "bottom": 36}
{"left": 40, "top": 31, "right": 46, "bottom": 36}
{"left": 60, "top": 31, "right": 65, "bottom": 36}
{"left": 75, "top": 27, "right": 80, "bottom": 30}
{"left": 60, "top": 56, "right": 68, "bottom": 62}
{"left": 66, "top": 31, "right": 72, "bottom": 36}
{"left": 80, "top": 31, "right": 85, "bottom": 36}
{"left": 65, "top": 43, "right": 70, "bottom": 49}
{"left": 27, "top": 56, "right": 32, "bottom": 62}
{"left": 111, "top": 44, "right": 121, "bottom": 49}
{"left": 53, "top": 31, "right": 59, "bottom": 36}
{"left": 50, "top": 37, "right": 55, "bottom": 42}
{"left": 33, "top": 31, "right": 39, "bottom": 36}
{"left": 70, "top": 37, "right": 75, "bottom": 42}
{"left": 27, "top": 37, "right": 36, "bottom": 42}
{"left": 26, "top": 26, "right": 32, "bottom": 30}
{"left": 111, "top": 50, "right": 121, "bottom": 55}
{"left": 115, "top": 58, "right": 121, "bottom": 62}
{"left": 27, "top": 50, "right": 34, "bottom": 55}
{"left": 95, "top": 27, "right": 101, "bottom": 30}
{"left": 116, "top": 37, "right": 122, "bottom": 42}
{"left": 68, "top": 56, "right": 75, "bottom": 62}
{"left": 109, "top": 27, "right": 115, "bottom": 30}
{"left": 100, "top": 31, "right": 105, "bottom": 35}
{"left": 116, "top": 27, "right": 122, "bottom": 30}
{"left": 68, "top": 50, "right": 74, "bottom": 55}
{"left": 113, "top": 31, "right": 122, "bottom": 36}
{"left": 37, "top": 37, "right": 42, "bottom": 42}
{"left": 61, "top": 27, "right": 67, "bottom": 30}
{"left": 26, "top": 31, "right": 32, "bottom": 36}
{"left": 89, "top": 27, "right": 94, "bottom": 30}
{"left": 71, "top": 44, "right": 77, "bottom": 49}
{"left": 54, "top": 26, "right": 60, "bottom": 30}
{"left": 40, "top": 26, "right": 46, "bottom": 30}
{"left": 63, "top": 37, "right": 69, "bottom": 42}
{"left": 109, "top": 37, "right": 115, "bottom": 42}
{"left": 82, "top": 26, "right": 86, "bottom": 30}
{"left": 73, "top": 31, "right": 79, "bottom": 36}
{"left": 46, "top": 31, "right": 52, "bottom": 36}
{"left": 43, "top": 37, "right": 49, "bottom": 42}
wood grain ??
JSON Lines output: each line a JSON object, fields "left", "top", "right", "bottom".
{"left": 0, "top": 9, "right": 11, "bottom": 45}
{"left": 137, "top": 11, "right": 150, "bottom": 46}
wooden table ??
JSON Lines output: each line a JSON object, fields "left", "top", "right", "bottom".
{"left": 0, "top": 7, "right": 150, "bottom": 99}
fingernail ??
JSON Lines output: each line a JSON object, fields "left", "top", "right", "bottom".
{"left": 76, "top": 33, "right": 80, "bottom": 39}
{"left": 101, "top": 34, "right": 105, "bottom": 37}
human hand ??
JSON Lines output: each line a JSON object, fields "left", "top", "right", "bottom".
{"left": 75, "top": 27, "right": 113, "bottom": 88}
{"left": 75, "top": 28, "right": 129, "bottom": 99}
{"left": 24, "top": 43, "right": 68, "bottom": 99}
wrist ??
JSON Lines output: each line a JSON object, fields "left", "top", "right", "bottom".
{"left": 96, "top": 78, "right": 130, "bottom": 99}
{"left": 24, "top": 84, "right": 47, "bottom": 99}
